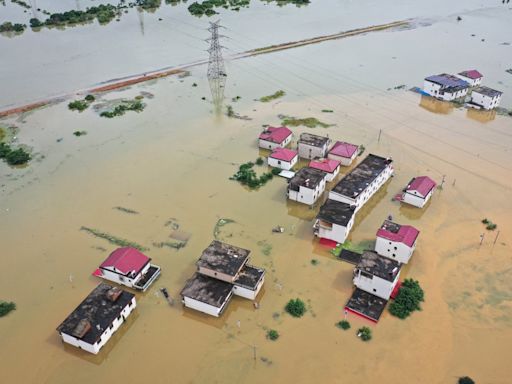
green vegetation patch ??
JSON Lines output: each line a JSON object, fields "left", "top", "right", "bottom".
{"left": 153, "top": 240, "right": 187, "bottom": 250}
{"left": 213, "top": 218, "right": 235, "bottom": 239}
{"left": 113, "top": 206, "right": 139, "bottom": 215}
{"left": 310, "top": 259, "right": 319, "bottom": 265}
{"left": 257, "top": 240, "right": 272, "bottom": 256}
{"left": 230, "top": 161, "right": 279, "bottom": 189}
{"left": 336, "top": 320, "right": 351, "bottom": 330}
{"left": 458, "top": 377, "right": 475, "bottom": 384}
{"left": 321, "top": 109, "right": 333, "bottom": 113}
{"left": 188, "top": 0, "right": 251, "bottom": 17}
{"left": 481, "top": 218, "right": 497, "bottom": 231}
{"left": 331, "top": 240, "right": 373, "bottom": 257}
{"left": 31, "top": 4, "right": 118, "bottom": 29}
{"left": 266, "top": 329, "right": 279, "bottom": 340}
{"left": 285, "top": 298, "right": 306, "bottom": 317}
{"left": 0, "top": 142, "right": 31, "bottom": 166}
{"left": 280, "top": 115, "right": 331, "bottom": 128}
{"left": 80, "top": 226, "right": 149, "bottom": 251}
{"left": 0, "top": 301, "right": 16, "bottom": 317}
{"left": 100, "top": 99, "right": 145, "bottom": 118}
{"left": 389, "top": 279, "right": 424, "bottom": 319}
{"left": 73, "top": 131, "right": 87, "bottom": 136}
{"left": 358, "top": 144, "right": 366, "bottom": 156}
{"left": 68, "top": 95, "right": 96, "bottom": 112}
{"left": 357, "top": 326, "right": 372, "bottom": 341}
{"left": 0, "top": 22, "right": 26, "bottom": 33}
{"left": 259, "top": 90, "right": 285, "bottom": 102}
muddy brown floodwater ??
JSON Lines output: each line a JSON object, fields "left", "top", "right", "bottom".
{"left": 1, "top": 4, "right": 512, "bottom": 384}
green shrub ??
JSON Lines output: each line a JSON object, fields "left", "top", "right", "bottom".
{"left": 0, "top": 143, "right": 10, "bottom": 158}
{"left": 271, "top": 167, "right": 281, "bottom": 175}
{"left": 267, "top": 329, "right": 279, "bottom": 340}
{"left": 481, "top": 218, "right": 489, "bottom": 224}
{"left": 458, "top": 377, "right": 475, "bottom": 384}
{"left": 30, "top": 18, "right": 43, "bottom": 28}
{"left": 255, "top": 157, "right": 264, "bottom": 166}
{"left": 5, "top": 148, "right": 30, "bottom": 165}
{"left": 73, "top": 131, "right": 87, "bottom": 137}
{"left": 0, "top": 301, "right": 16, "bottom": 317}
{"left": 84, "top": 94, "right": 95, "bottom": 102}
{"left": 68, "top": 100, "right": 89, "bottom": 111}
{"left": 357, "top": 326, "right": 372, "bottom": 341}
{"left": 486, "top": 222, "right": 497, "bottom": 230}
{"left": 336, "top": 320, "right": 350, "bottom": 330}
{"left": 285, "top": 298, "right": 306, "bottom": 317}
{"left": 310, "top": 259, "right": 319, "bottom": 265}
{"left": 389, "top": 279, "right": 424, "bottom": 319}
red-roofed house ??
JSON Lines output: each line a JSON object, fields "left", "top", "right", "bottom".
{"left": 309, "top": 158, "right": 341, "bottom": 182}
{"left": 375, "top": 220, "right": 419, "bottom": 264}
{"left": 456, "top": 70, "right": 483, "bottom": 87}
{"left": 398, "top": 176, "right": 437, "bottom": 208}
{"left": 94, "top": 247, "right": 161, "bottom": 291}
{"left": 328, "top": 141, "right": 359, "bottom": 166}
{"left": 258, "top": 126, "right": 292, "bottom": 150}
{"left": 268, "top": 147, "right": 298, "bottom": 170}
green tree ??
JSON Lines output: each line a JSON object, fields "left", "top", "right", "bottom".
{"left": 285, "top": 298, "right": 306, "bottom": 317}
{"left": 389, "top": 279, "right": 424, "bottom": 319}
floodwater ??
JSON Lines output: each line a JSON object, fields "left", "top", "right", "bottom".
{"left": 1, "top": 1, "right": 512, "bottom": 384}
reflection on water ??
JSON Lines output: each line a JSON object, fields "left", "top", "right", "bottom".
{"left": 466, "top": 108, "right": 496, "bottom": 123}
{"left": 419, "top": 95, "right": 454, "bottom": 115}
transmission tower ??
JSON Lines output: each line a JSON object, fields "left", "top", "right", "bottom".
{"left": 207, "top": 20, "right": 227, "bottom": 114}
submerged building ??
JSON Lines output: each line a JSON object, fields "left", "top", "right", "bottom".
{"left": 353, "top": 251, "right": 401, "bottom": 300}
{"left": 375, "top": 220, "right": 419, "bottom": 264}
{"left": 313, "top": 199, "right": 356, "bottom": 244}
{"left": 287, "top": 166, "right": 327, "bottom": 205}
{"left": 297, "top": 133, "right": 330, "bottom": 159}
{"left": 423, "top": 73, "right": 469, "bottom": 101}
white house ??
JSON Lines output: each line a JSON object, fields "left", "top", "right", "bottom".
{"left": 468, "top": 86, "right": 503, "bottom": 110}
{"left": 56, "top": 284, "right": 137, "bottom": 354}
{"left": 313, "top": 199, "right": 356, "bottom": 244}
{"left": 93, "top": 247, "right": 161, "bottom": 292}
{"left": 396, "top": 176, "right": 436, "bottom": 208}
{"left": 297, "top": 133, "right": 330, "bottom": 159}
{"left": 268, "top": 147, "right": 298, "bottom": 170}
{"left": 375, "top": 220, "right": 420, "bottom": 264}
{"left": 233, "top": 265, "right": 265, "bottom": 300}
{"left": 287, "top": 167, "right": 327, "bottom": 205}
{"left": 181, "top": 273, "right": 234, "bottom": 317}
{"left": 423, "top": 74, "right": 469, "bottom": 101}
{"left": 456, "top": 70, "right": 483, "bottom": 87}
{"left": 328, "top": 141, "right": 359, "bottom": 166}
{"left": 353, "top": 251, "right": 401, "bottom": 300}
{"left": 309, "top": 158, "right": 341, "bottom": 182}
{"left": 258, "top": 126, "right": 292, "bottom": 150}
{"left": 329, "top": 154, "right": 393, "bottom": 212}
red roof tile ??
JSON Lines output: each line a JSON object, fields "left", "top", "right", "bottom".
{"left": 270, "top": 147, "right": 297, "bottom": 162}
{"left": 406, "top": 176, "right": 436, "bottom": 197}
{"left": 259, "top": 126, "right": 292, "bottom": 144}
{"left": 377, "top": 224, "right": 419, "bottom": 247}
{"left": 329, "top": 141, "right": 358, "bottom": 158}
{"left": 309, "top": 158, "right": 340, "bottom": 173}
{"left": 100, "top": 247, "right": 150, "bottom": 275}
{"left": 458, "top": 70, "right": 483, "bottom": 80}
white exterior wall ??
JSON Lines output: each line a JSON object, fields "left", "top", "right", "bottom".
{"left": 99, "top": 264, "right": 150, "bottom": 289}
{"left": 268, "top": 155, "right": 297, "bottom": 170}
{"left": 259, "top": 135, "right": 291, "bottom": 150}
{"left": 298, "top": 142, "right": 329, "bottom": 160}
{"left": 233, "top": 275, "right": 265, "bottom": 300}
{"left": 321, "top": 166, "right": 340, "bottom": 182}
{"left": 375, "top": 237, "right": 415, "bottom": 264}
{"left": 455, "top": 75, "right": 482, "bottom": 87}
{"left": 182, "top": 295, "right": 230, "bottom": 317}
{"left": 424, "top": 80, "right": 468, "bottom": 101}
{"left": 353, "top": 270, "right": 400, "bottom": 300}
{"left": 314, "top": 216, "right": 354, "bottom": 244}
{"left": 402, "top": 188, "right": 433, "bottom": 208}
{"left": 423, "top": 80, "right": 442, "bottom": 97}
{"left": 60, "top": 297, "right": 137, "bottom": 354}
{"left": 328, "top": 152, "right": 357, "bottom": 166}
{"left": 441, "top": 87, "right": 468, "bottom": 101}
{"left": 288, "top": 178, "right": 326, "bottom": 205}
{"left": 471, "top": 92, "right": 501, "bottom": 110}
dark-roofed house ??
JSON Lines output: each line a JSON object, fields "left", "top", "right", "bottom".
{"left": 375, "top": 220, "right": 419, "bottom": 264}
{"left": 329, "top": 154, "right": 393, "bottom": 212}
{"left": 181, "top": 240, "right": 265, "bottom": 317}
{"left": 287, "top": 166, "right": 327, "bottom": 205}
{"left": 297, "top": 133, "right": 330, "bottom": 160}
{"left": 313, "top": 199, "right": 356, "bottom": 244}
{"left": 353, "top": 251, "right": 401, "bottom": 300}
{"left": 93, "top": 247, "right": 161, "bottom": 292}
{"left": 397, "top": 175, "right": 436, "bottom": 208}
{"left": 258, "top": 126, "right": 293, "bottom": 150}
{"left": 469, "top": 86, "right": 503, "bottom": 110}
{"left": 56, "top": 283, "right": 136, "bottom": 354}
{"left": 456, "top": 69, "right": 483, "bottom": 87}
{"left": 423, "top": 73, "right": 469, "bottom": 101}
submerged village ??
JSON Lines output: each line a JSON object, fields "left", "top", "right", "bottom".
{"left": 1, "top": 1, "right": 512, "bottom": 384}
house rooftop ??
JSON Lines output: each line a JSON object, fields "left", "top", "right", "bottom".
{"left": 356, "top": 251, "right": 401, "bottom": 282}
{"left": 317, "top": 199, "right": 355, "bottom": 227}
{"left": 458, "top": 69, "right": 483, "bottom": 79}
{"left": 405, "top": 176, "right": 436, "bottom": 197}
{"left": 345, "top": 288, "right": 388, "bottom": 322}
{"left": 270, "top": 147, "right": 297, "bottom": 162}
{"left": 180, "top": 273, "right": 233, "bottom": 308}
{"left": 377, "top": 220, "right": 419, "bottom": 247}
{"left": 309, "top": 158, "right": 340, "bottom": 173}
{"left": 288, "top": 167, "right": 326, "bottom": 191}
{"left": 298, "top": 132, "right": 329, "bottom": 148}
{"left": 197, "top": 240, "right": 250, "bottom": 277}
{"left": 56, "top": 283, "right": 135, "bottom": 345}
{"left": 99, "top": 247, "right": 150, "bottom": 276}
{"left": 259, "top": 126, "right": 292, "bottom": 144}
{"left": 234, "top": 265, "right": 265, "bottom": 290}
{"left": 472, "top": 86, "right": 503, "bottom": 98}
{"left": 425, "top": 73, "right": 469, "bottom": 88}
{"left": 331, "top": 154, "right": 392, "bottom": 198}
{"left": 329, "top": 141, "right": 358, "bottom": 158}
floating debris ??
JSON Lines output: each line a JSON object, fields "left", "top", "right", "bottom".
{"left": 272, "top": 225, "right": 284, "bottom": 233}
{"left": 164, "top": 218, "right": 180, "bottom": 230}
{"left": 160, "top": 288, "right": 174, "bottom": 306}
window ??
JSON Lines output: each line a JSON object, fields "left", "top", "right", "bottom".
{"left": 393, "top": 253, "right": 396, "bottom": 257}
{"left": 278, "top": 161, "right": 281, "bottom": 165}
{"left": 394, "top": 246, "right": 397, "bottom": 250}
{"left": 373, "top": 289, "right": 377, "bottom": 292}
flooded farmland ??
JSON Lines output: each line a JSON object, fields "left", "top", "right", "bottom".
{"left": 1, "top": 1, "right": 512, "bottom": 383}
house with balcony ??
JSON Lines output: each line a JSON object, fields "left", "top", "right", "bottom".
{"left": 313, "top": 199, "right": 356, "bottom": 244}
{"left": 375, "top": 220, "right": 419, "bottom": 264}
{"left": 287, "top": 166, "right": 327, "bottom": 205}
{"left": 353, "top": 251, "right": 401, "bottom": 300}
{"left": 297, "top": 133, "right": 330, "bottom": 159}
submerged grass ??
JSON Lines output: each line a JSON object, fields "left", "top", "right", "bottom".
{"left": 331, "top": 240, "right": 374, "bottom": 257}
{"left": 113, "top": 206, "right": 139, "bottom": 215}
{"left": 152, "top": 241, "right": 187, "bottom": 250}
{"left": 80, "top": 226, "right": 149, "bottom": 251}
{"left": 259, "top": 90, "right": 285, "bottom": 102}
{"left": 213, "top": 218, "right": 235, "bottom": 239}
{"left": 280, "top": 115, "right": 331, "bottom": 128}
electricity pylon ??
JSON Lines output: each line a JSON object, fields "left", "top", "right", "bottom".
{"left": 206, "top": 20, "right": 227, "bottom": 114}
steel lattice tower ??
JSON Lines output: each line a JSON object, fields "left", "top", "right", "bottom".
{"left": 207, "top": 21, "right": 226, "bottom": 113}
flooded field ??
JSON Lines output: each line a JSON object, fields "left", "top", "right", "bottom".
{"left": 1, "top": 1, "right": 512, "bottom": 383}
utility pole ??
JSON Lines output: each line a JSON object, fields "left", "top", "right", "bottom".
{"left": 207, "top": 20, "right": 227, "bottom": 115}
